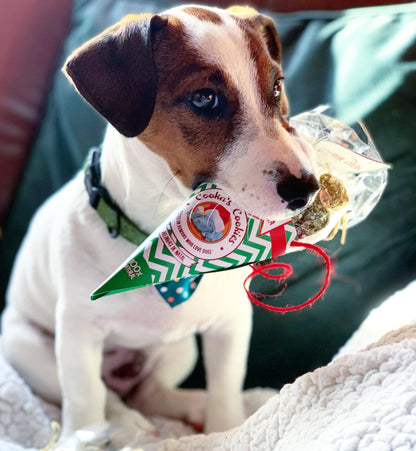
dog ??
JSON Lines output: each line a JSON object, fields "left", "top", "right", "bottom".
{"left": 1, "top": 4, "right": 319, "bottom": 445}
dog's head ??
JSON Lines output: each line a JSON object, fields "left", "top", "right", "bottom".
{"left": 64, "top": 5, "right": 319, "bottom": 220}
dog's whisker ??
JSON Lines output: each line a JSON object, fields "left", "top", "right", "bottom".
{"left": 154, "top": 170, "right": 180, "bottom": 221}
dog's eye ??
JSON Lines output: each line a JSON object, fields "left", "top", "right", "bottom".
{"left": 273, "top": 78, "right": 284, "bottom": 101}
{"left": 189, "top": 89, "right": 219, "bottom": 111}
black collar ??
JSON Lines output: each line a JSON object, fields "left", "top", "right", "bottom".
{"left": 84, "top": 147, "right": 148, "bottom": 246}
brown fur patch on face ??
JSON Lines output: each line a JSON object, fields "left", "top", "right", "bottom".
{"left": 183, "top": 6, "right": 223, "bottom": 25}
{"left": 227, "top": 7, "right": 281, "bottom": 63}
{"left": 229, "top": 11, "right": 288, "bottom": 121}
{"left": 139, "top": 16, "right": 243, "bottom": 189}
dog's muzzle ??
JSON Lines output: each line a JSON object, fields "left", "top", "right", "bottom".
{"left": 276, "top": 174, "right": 320, "bottom": 211}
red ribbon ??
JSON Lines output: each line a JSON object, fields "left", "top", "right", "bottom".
{"left": 268, "top": 224, "right": 289, "bottom": 258}
{"left": 244, "top": 241, "right": 332, "bottom": 313}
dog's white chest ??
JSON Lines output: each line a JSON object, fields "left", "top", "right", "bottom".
{"left": 97, "top": 276, "right": 225, "bottom": 349}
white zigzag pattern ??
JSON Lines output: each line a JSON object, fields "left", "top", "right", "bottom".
{"left": 228, "top": 246, "right": 252, "bottom": 266}
{"left": 237, "top": 241, "right": 261, "bottom": 264}
{"left": 143, "top": 240, "right": 169, "bottom": 281}
{"left": 246, "top": 219, "right": 273, "bottom": 261}
{"left": 286, "top": 224, "right": 298, "bottom": 245}
{"left": 154, "top": 238, "right": 182, "bottom": 280}
{"left": 180, "top": 266, "right": 192, "bottom": 279}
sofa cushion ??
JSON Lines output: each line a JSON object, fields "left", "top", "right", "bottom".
{"left": 1, "top": 0, "right": 415, "bottom": 388}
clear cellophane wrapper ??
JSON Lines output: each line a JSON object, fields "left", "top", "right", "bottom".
{"left": 289, "top": 106, "right": 389, "bottom": 244}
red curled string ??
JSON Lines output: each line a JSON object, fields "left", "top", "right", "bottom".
{"left": 244, "top": 241, "right": 332, "bottom": 313}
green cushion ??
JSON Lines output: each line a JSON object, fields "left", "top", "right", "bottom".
{"left": 1, "top": 0, "right": 415, "bottom": 388}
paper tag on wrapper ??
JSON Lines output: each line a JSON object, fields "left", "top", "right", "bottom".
{"left": 314, "top": 140, "right": 391, "bottom": 176}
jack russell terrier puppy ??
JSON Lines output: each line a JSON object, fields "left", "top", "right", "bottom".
{"left": 1, "top": 4, "right": 319, "bottom": 445}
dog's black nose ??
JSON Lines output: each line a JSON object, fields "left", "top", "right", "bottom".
{"left": 276, "top": 174, "right": 319, "bottom": 211}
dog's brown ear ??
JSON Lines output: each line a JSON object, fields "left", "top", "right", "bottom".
{"left": 228, "top": 7, "right": 287, "bottom": 115}
{"left": 227, "top": 7, "right": 282, "bottom": 63}
{"left": 253, "top": 15, "right": 289, "bottom": 115}
{"left": 64, "top": 14, "right": 167, "bottom": 137}
{"left": 253, "top": 14, "right": 281, "bottom": 64}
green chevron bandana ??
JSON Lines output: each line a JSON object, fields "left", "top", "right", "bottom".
{"left": 84, "top": 147, "right": 202, "bottom": 307}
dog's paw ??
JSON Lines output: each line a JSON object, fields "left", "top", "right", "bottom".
{"left": 175, "top": 388, "right": 207, "bottom": 431}
{"left": 204, "top": 398, "right": 246, "bottom": 433}
{"left": 55, "top": 422, "right": 111, "bottom": 451}
{"left": 109, "top": 408, "right": 158, "bottom": 449}
{"left": 128, "top": 385, "right": 208, "bottom": 431}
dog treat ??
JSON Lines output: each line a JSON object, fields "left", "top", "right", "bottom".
{"left": 290, "top": 107, "right": 390, "bottom": 229}
{"left": 293, "top": 173, "right": 349, "bottom": 240}
{"left": 92, "top": 109, "right": 390, "bottom": 302}
{"left": 318, "top": 173, "right": 349, "bottom": 212}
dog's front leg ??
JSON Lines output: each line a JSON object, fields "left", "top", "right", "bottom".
{"left": 202, "top": 309, "right": 252, "bottom": 433}
{"left": 55, "top": 307, "right": 108, "bottom": 439}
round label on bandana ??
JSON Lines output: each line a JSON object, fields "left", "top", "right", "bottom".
{"left": 170, "top": 188, "right": 248, "bottom": 260}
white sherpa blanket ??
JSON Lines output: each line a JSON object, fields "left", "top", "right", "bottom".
{"left": 1, "top": 281, "right": 416, "bottom": 450}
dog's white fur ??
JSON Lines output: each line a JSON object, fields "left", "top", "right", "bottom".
{"left": 171, "top": 6, "right": 316, "bottom": 218}
{"left": 1, "top": 5, "right": 317, "bottom": 444}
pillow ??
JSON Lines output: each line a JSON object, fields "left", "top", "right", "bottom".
{"left": 1, "top": 0, "right": 415, "bottom": 388}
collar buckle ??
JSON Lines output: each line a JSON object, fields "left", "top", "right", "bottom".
{"left": 84, "top": 147, "right": 121, "bottom": 238}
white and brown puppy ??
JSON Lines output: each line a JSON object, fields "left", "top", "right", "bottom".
{"left": 1, "top": 4, "right": 318, "bottom": 444}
